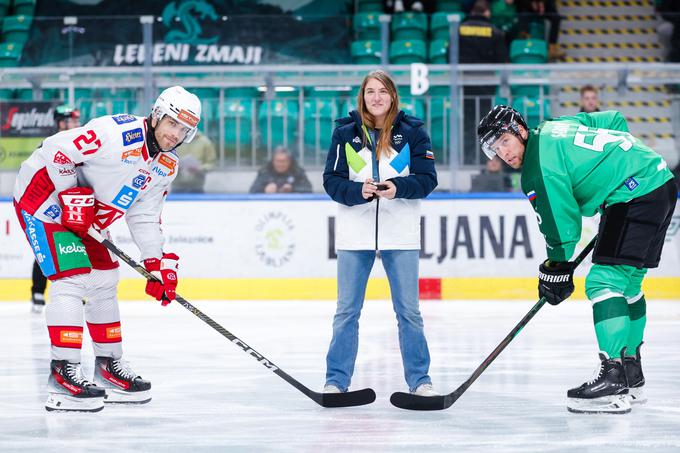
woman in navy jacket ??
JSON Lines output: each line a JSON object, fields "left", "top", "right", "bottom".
{"left": 322, "top": 70, "right": 438, "bottom": 396}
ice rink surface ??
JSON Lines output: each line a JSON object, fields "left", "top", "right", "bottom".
{"left": 1, "top": 298, "right": 679, "bottom": 453}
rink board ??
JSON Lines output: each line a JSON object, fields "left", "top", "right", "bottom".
{"left": 1, "top": 195, "right": 679, "bottom": 300}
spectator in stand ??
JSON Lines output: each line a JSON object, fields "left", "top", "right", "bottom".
{"left": 385, "top": 0, "right": 432, "bottom": 13}
{"left": 657, "top": 0, "right": 680, "bottom": 63}
{"left": 459, "top": 0, "right": 509, "bottom": 164}
{"left": 249, "top": 146, "right": 312, "bottom": 193}
{"left": 173, "top": 130, "right": 217, "bottom": 193}
{"left": 470, "top": 155, "right": 514, "bottom": 192}
{"left": 579, "top": 85, "right": 601, "bottom": 113}
{"left": 516, "top": 0, "right": 563, "bottom": 61}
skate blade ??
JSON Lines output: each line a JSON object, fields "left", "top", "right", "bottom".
{"left": 104, "top": 388, "right": 151, "bottom": 404}
{"left": 628, "top": 387, "right": 647, "bottom": 405}
{"left": 567, "top": 394, "right": 631, "bottom": 414}
{"left": 45, "top": 393, "right": 105, "bottom": 412}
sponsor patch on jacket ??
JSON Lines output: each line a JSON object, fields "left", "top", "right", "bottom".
{"left": 122, "top": 128, "right": 144, "bottom": 146}
{"left": 111, "top": 185, "right": 139, "bottom": 209}
{"left": 425, "top": 150, "right": 434, "bottom": 159}
{"left": 53, "top": 151, "right": 73, "bottom": 165}
{"left": 43, "top": 204, "right": 61, "bottom": 220}
{"left": 526, "top": 190, "right": 537, "bottom": 201}
{"left": 393, "top": 134, "right": 403, "bottom": 145}
{"left": 624, "top": 177, "right": 639, "bottom": 191}
{"left": 112, "top": 114, "right": 137, "bottom": 125}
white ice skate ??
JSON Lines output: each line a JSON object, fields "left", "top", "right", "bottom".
{"left": 45, "top": 360, "right": 105, "bottom": 412}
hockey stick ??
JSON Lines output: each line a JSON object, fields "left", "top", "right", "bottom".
{"left": 87, "top": 228, "right": 375, "bottom": 408}
{"left": 391, "top": 236, "right": 598, "bottom": 411}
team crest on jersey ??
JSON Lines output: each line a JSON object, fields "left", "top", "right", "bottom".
{"left": 352, "top": 136, "right": 361, "bottom": 144}
{"left": 624, "top": 177, "right": 639, "bottom": 191}
{"left": 121, "top": 147, "right": 142, "bottom": 164}
{"left": 393, "top": 134, "right": 403, "bottom": 145}
{"left": 122, "top": 128, "right": 144, "bottom": 146}
{"left": 53, "top": 151, "right": 73, "bottom": 165}
{"left": 157, "top": 154, "right": 177, "bottom": 176}
{"left": 112, "top": 114, "right": 136, "bottom": 125}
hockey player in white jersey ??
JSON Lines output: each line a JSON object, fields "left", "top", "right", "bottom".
{"left": 13, "top": 86, "right": 201, "bottom": 412}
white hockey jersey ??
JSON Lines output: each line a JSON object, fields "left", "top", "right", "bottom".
{"left": 13, "top": 114, "right": 178, "bottom": 260}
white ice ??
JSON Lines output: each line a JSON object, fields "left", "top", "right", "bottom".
{"left": 1, "top": 299, "right": 680, "bottom": 452}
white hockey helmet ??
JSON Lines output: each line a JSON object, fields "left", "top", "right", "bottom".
{"left": 152, "top": 86, "right": 202, "bottom": 143}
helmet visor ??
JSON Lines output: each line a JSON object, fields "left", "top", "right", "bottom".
{"left": 479, "top": 128, "right": 505, "bottom": 160}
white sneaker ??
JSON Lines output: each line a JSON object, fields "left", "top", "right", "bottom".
{"left": 411, "top": 383, "right": 439, "bottom": 397}
{"left": 323, "top": 384, "right": 342, "bottom": 394}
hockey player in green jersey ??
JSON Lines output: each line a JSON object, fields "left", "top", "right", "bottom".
{"left": 477, "top": 105, "right": 677, "bottom": 414}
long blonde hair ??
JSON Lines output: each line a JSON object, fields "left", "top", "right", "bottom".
{"left": 357, "top": 70, "right": 400, "bottom": 160}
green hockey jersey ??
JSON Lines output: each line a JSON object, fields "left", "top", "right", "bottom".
{"left": 520, "top": 110, "right": 674, "bottom": 262}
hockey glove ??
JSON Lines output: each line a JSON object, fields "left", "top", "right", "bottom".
{"left": 538, "top": 260, "right": 576, "bottom": 305}
{"left": 143, "top": 253, "right": 179, "bottom": 306}
{"left": 58, "top": 187, "right": 95, "bottom": 238}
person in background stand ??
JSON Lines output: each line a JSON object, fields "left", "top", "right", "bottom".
{"left": 29, "top": 105, "right": 81, "bottom": 313}
{"left": 249, "top": 146, "right": 313, "bottom": 193}
{"left": 579, "top": 85, "right": 601, "bottom": 113}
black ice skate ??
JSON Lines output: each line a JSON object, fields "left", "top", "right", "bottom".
{"left": 624, "top": 343, "right": 646, "bottom": 404}
{"left": 45, "top": 360, "right": 106, "bottom": 412}
{"left": 94, "top": 356, "right": 151, "bottom": 404}
{"left": 567, "top": 353, "right": 631, "bottom": 414}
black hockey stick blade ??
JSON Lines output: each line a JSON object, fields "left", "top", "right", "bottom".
{"left": 87, "top": 228, "right": 376, "bottom": 409}
{"left": 316, "top": 388, "right": 377, "bottom": 408}
{"left": 391, "top": 236, "right": 598, "bottom": 411}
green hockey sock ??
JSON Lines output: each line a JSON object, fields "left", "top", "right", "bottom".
{"left": 626, "top": 295, "right": 647, "bottom": 356}
{"left": 592, "top": 295, "right": 630, "bottom": 359}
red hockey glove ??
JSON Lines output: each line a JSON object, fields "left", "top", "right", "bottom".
{"left": 58, "top": 187, "right": 95, "bottom": 238}
{"left": 143, "top": 253, "right": 179, "bottom": 306}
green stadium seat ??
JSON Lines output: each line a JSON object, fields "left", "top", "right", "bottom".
{"left": 391, "top": 12, "right": 427, "bottom": 41}
{"left": 510, "top": 39, "right": 547, "bottom": 64}
{"left": 303, "top": 97, "right": 339, "bottom": 155}
{"left": 428, "top": 39, "right": 449, "bottom": 64}
{"left": 430, "top": 96, "right": 451, "bottom": 159}
{"left": 351, "top": 40, "right": 381, "bottom": 64}
{"left": 0, "top": 0, "right": 10, "bottom": 16}
{"left": 0, "top": 88, "right": 13, "bottom": 99}
{"left": 0, "top": 41, "right": 21, "bottom": 66}
{"left": 399, "top": 97, "right": 426, "bottom": 118}
{"left": 356, "top": 0, "right": 384, "bottom": 13}
{"left": 435, "top": 0, "right": 464, "bottom": 12}
{"left": 512, "top": 96, "right": 550, "bottom": 128}
{"left": 430, "top": 12, "right": 464, "bottom": 41}
{"left": 2, "top": 15, "right": 32, "bottom": 45}
{"left": 354, "top": 12, "right": 381, "bottom": 40}
{"left": 12, "top": 0, "right": 36, "bottom": 16}
{"left": 258, "top": 99, "right": 299, "bottom": 150}
{"left": 390, "top": 39, "right": 426, "bottom": 64}
{"left": 223, "top": 98, "right": 254, "bottom": 152}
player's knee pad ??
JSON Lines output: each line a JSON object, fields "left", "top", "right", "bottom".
{"left": 585, "top": 264, "right": 637, "bottom": 301}
{"left": 623, "top": 268, "right": 647, "bottom": 299}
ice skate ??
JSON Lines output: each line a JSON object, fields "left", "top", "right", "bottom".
{"left": 411, "top": 383, "right": 439, "bottom": 397}
{"left": 322, "top": 384, "right": 342, "bottom": 394}
{"left": 567, "top": 354, "right": 631, "bottom": 414}
{"left": 45, "top": 360, "right": 105, "bottom": 412}
{"left": 31, "top": 293, "right": 45, "bottom": 314}
{"left": 94, "top": 356, "right": 151, "bottom": 404}
{"left": 624, "top": 343, "right": 646, "bottom": 405}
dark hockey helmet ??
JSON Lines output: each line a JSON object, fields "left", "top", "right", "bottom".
{"left": 54, "top": 104, "right": 80, "bottom": 125}
{"left": 477, "top": 105, "right": 528, "bottom": 159}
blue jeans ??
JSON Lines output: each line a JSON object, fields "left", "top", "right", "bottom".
{"left": 325, "top": 250, "right": 432, "bottom": 392}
